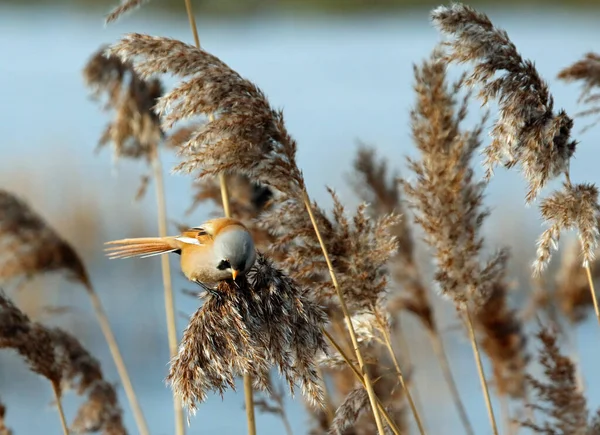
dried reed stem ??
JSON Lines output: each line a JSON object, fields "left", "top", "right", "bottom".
{"left": 243, "top": 373, "right": 257, "bottom": 435}
{"left": 151, "top": 148, "right": 185, "bottom": 435}
{"left": 465, "top": 308, "right": 498, "bottom": 435}
{"left": 425, "top": 328, "right": 474, "bottom": 435}
{"left": 180, "top": 2, "right": 255, "bottom": 432}
{"left": 87, "top": 287, "right": 149, "bottom": 435}
{"left": 584, "top": 265, "right": 600, "bottom": 326}
{"left": 301, "top": 190, "right": 386, "bottom": 434}
{"left": 379, "top": 324, "right": 426, "bottom": 435}
{"left": 322, "top": 329, "right": 401, "bottom": 435}
{"left": 51, "top": 382, "right": 69, "bottom": 435}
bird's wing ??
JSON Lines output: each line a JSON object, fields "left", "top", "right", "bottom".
{"left": 176, "top": 227, "right": 212, "bottom": 246}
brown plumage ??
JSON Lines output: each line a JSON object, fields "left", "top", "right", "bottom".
{"left": 106, "top": 217, "right": 256, "bottom": 283}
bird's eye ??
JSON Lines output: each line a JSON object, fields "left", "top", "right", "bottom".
{"left": 193, "top": 227, "right": 208, "bottom": 236}
{"left": 217, "top": 260, "right": 231, "bottom": 270}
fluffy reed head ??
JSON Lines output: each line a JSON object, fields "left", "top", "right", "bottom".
{"left": 262, "top": 190, "right": 399, "bottom": 313}
{"left": 105, "top": 0, "right": 148, "bottom": 24}
{"left": 83, "top": 45, "right": 163, "bottom": 163}
{"left": 107, "top": 34, "right": 305, "bottom": 197}
{"left": 168, "top": 254, "right": 327, "bottom": 415}
{"left": 402, "top": 47, "right": 504, "bottom": 307}
{"left": 474, "top": 271, "right": 529, "bottom": 398}
{"left": 555, "top": 242, "right": 600, "bottom": 323}
{"left": 522, "top": 327, "right": 596, "bottom": 434}
{"left": 0, "top": 293, "right": 125, "bottom": 433}
{"left": 534, "top": 183, "right": 600, "bottom": 273}
{"left": 0, "top": 190, "right": 90, "bottom": 288}
{"left": 432, "top": 3, "right": 576, "bottom": 202}
{"left": 558, "top": 52, "right": 600, "bottom": 130}
{"left": 352, "top": 147, "right": 433, "bottom": 329}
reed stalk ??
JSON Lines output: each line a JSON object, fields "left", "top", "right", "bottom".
{"left": 181, "top": 2, "right": 256, "bottom": 432}
{"left": 378, "top": 322, "right": 426, "bottom": 435}
{"left": 302, "top": 191, "right": 386, "bottom": 434}
{"left": 465, "top": 307, "right": 499, "bottom": 435}
{"left": 425, "top": 328, "right": 474, "bottom": 435}
{"left": 51, "top": 382, "right": 69, "bottom": 435}
{"left": 150, "top": 148, "right": 185, "bottom": 435}
{"left": 322, "top": 329, "right": 402, "bottom": 435}
{"left": 584, "top": 265, "right": 600, "bottom": 327}
{"left": 86, "top": 285, "right": 150, "bottom": 435}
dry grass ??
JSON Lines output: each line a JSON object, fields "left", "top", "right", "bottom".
{"left": 4, "top": 2, "right": 600, "bottom": 435}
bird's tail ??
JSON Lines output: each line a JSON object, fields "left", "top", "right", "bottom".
{"left": 105, "top": 237, "right": 179, "bottom": 259}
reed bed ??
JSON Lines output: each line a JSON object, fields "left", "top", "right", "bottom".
{"left": 3, "top": 1, "right": 600, "bottom": 434}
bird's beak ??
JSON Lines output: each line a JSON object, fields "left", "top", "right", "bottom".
{"left": 231, "top": 269, "right": 239, "bottom": 280}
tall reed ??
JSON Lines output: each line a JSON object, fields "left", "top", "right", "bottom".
{"left": 432, "top": 3, "right": 600, "bottom": 331}
{"left": 0, "top": 292, "right": 126, "bottom": 435}
{"left": 83, "top": 45, "right": 182, "bottom": 435}
{"left": 107, "top": 33, "right": 388, "bottom": 433}
{"left": 401, "top": 47, "right": 506, "bottom": 435}
{"left": 352, "top": 146, "right": 474, "bottom": 435}
{"left": 0, "top": 190, "right": 146, "bottom": 435}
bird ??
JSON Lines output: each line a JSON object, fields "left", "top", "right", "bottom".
{"left": 105, "top": 217, "right": 256, "bottom": 283}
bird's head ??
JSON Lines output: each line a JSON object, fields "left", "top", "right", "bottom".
{"left": 209, "top": 218, "right": 256, "bottom": 281}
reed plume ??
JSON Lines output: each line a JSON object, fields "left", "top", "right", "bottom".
{"left": 107, "top": 33, "right": 387, "bottom": 432}
{"left": 106, "top": 0, "right": 148, "bottom": 24}
{"left": 0, "top": 292, "right": 126, "bottom": 434}
{"left": 432, "top": 3, "right": 577, "bottom": 204}
{"left": 402, "top": 46, "right": 510, "bottom": 434}
{"left": 522, "top": 327, "right": 599, "bottom": 434}
{"left": 84, "top": 44, "right": 183, "bottom": 433}
{"left": 555, "top": 242, "right": 600, "bottom": 324}
{"left": 0, "top": 189, "right": 147, "bottom": 435}
{"left": 168, "top": 254, "right": 327, "bottom": 414}
{"left": 559, "top": 52, "right": 600, "bottom": 131}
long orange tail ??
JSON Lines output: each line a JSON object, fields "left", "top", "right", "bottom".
{"left": 105, "top": 237, "right": 179, "bottom": 259}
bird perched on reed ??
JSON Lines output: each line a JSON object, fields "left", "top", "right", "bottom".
{"left": 105, "top": 217, "right": 256, "bottom": 283}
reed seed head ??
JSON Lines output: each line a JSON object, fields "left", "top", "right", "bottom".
{"left": 168, "top": 254, "right": 327, "bottom": 415}
{"left": 402, "top": 47, "right": 501, "bottom": 307}
{"left": 107, "top": 34, "right": 305, "bottom": 197}
{"left": 432, "top": 3, "right": 577, "bottom": 202}
{"left": 105, "top": 0, "right": 148, "bottom": 24}
{"left": 83, "top": 46, "right": 163, "bottom": 164}
{"left": 0, "top": 293, "right": 125, "bottom": 434}
{"left": 522, "top": 327, "right": 595, "bottom": 434}
{"left": 352, "top": 146, "right": 434, "bottom": 330}
{"left": 0, "top": 190, "right": 90, "bottom": 289}
{"left": 558, "top": 52, "right": 600, "bottom": 131}
{"left": 534, "top": 183, "right": 600, "bottom": 273}
{"left": 262, "top": 190, "right": 399, "bottom": 313}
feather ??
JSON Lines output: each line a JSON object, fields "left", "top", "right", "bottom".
{"left": 105, "top": 237, "right": 179, "bottom": 259}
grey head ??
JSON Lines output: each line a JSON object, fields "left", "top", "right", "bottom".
{"left": 213, "top": 228, "right": 256, "bottom": 280}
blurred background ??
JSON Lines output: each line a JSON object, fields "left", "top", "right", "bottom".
{"left": 1, "top": 0, "right": 599, "bottom": 433}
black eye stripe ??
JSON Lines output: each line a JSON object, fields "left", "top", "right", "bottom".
{"left": 217, "top": 260, "right": 230, "bottom": 270}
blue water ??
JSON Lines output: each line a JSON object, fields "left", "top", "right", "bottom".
{"left": 1, "top": 4, "right": 600, "bottom": 434}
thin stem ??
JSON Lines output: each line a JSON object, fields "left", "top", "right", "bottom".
{"left": 323, "top": 329, "right": 402, "bottom": 435}
{"left": 302, "top": 190, "right": 386, "bottom": 434}
{"left": 425, "top": 328, "right": 474, "bottom": 435}
{"left": 464, "top": 307, "right": 499, "bottom": 435}
{"left": 393, "top": 321, "right": 425, "bottom": 417}
{"left": 181, "top": 1, "right": 256, "bottom": 429}
{"left": 280, "top": 411, "right": 294, "bottom": 435}
{"left": 243, "top": 373, "right": 257, "bottom": 435}
{"left": 585, "top": 265, "right": 600, "bottom": 327}
{"left": 51, "top": 382, "right": 69, "bottom": 435}
{"left": 379, "top": 323, "right": 426, "bottom": 435}
{"left": 151, "top": 150, "right": 185, "bottom": 435}
{"left": 87, "top": 287, "right": 149, "bottom": 435}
